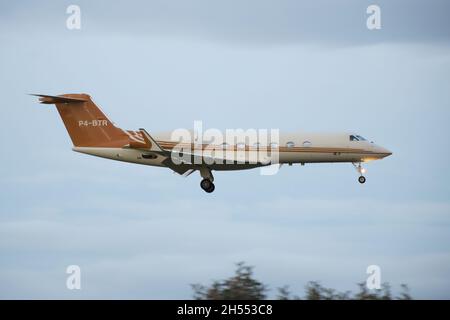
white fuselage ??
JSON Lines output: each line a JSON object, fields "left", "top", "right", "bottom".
{"left": 73, "top": 132, "right": 392, "bottom": 171}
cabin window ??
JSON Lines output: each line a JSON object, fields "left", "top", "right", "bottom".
{"left": 270, "top": 142, "right": 279, "bottom": 149}
{"left": 286, "top": 141, "right": 295, "bottom": 148}
{"left": 236, "top": 143, "right": 246, "bottom": 150}
{"left": 302, "top": 141, "right": 312, "bottom": 147}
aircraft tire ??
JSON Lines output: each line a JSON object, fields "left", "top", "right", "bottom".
{"left": 206, "top": 183, "right": 215, "bottom": 193}
{"left": 200, "top": 179, "right": 214, "bottom": 192}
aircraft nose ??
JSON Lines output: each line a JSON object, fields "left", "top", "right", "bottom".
{"left": 377, "top": 146, "right": 392, "bottom": 158}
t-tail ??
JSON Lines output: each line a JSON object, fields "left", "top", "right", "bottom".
{"left": 32, "top": 93, "right": 131, "bottom": 147}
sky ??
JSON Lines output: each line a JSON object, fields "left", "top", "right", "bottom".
{"left": 0, "top": 0, "right": 449, "bottom": 299}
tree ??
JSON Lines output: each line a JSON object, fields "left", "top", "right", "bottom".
{"left": 304, "top": 281, "right": 351, "bottom": 300}
{"left": 191, "top": 262, "right": 413, "bottom": 300}
{"left": 396, "top": 284, "right": 412, "bottom": 300}
{"left": 192, "top": 262, "right": 267, "bottom": 300}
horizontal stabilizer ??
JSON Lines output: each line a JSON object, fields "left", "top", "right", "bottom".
{"left": 30, "top": 94, "right": 88, "bottom": 104}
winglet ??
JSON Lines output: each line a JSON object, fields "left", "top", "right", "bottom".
{"left": 139, "top": 128, "right": 165, "bottom": 153}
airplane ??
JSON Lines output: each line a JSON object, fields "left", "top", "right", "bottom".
{"left": 33, "top": 93, "right": 392, "bottom": 193}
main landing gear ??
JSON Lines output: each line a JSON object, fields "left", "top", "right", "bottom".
{"left": 199, "top": 167, "right": 215, "bottom": 193}
{"left": 200, "top": 178, "right": 215, "bottom": 193}
{"left": 353, "top": 162, "right": 367, "bottom": 184}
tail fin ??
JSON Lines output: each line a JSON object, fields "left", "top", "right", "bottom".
{"left": 32, "top": 93, "right": 127, "bottom": 147}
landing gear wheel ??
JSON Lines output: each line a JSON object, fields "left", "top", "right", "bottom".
{"left": 358, "top": 176, "right": 366, "bottom": 184}
{"left": 206, "top": 183, "right": 215, "bottom": 193}
{"left": 200, "top": 179, "right": 215, "bottom": 193}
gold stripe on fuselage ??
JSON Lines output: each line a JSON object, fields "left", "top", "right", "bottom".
{"left": 155, "top": 140, "right": 378, "bottom": 155}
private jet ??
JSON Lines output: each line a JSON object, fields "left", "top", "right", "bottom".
{"left": 33, "top": 93, "right": 392, "bottom": 193}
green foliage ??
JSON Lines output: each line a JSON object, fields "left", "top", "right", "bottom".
{"left": 396, "top": 284, "right": 412, "bottom": 300}
{"left": 304, "top": 281, "right": 351, "bottom": 300}
{"left": 192, "top": 262, "right": 413, "bottom": 300}
{"left": 192, "top": 262, "right": 267, "bottom": 300}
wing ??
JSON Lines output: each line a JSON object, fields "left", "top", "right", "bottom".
{"left": 123, "top": 128, "right": 168, "bottom": 153}
{"left": 139, "top": 128, "right": 165, "bottom": 153}
{"left": 126, "top": 129, "right": 271, "bottom": 175}
{"left": 125, "top": 129, "right": 195, "bottom": 175}
{"left": 168, "top": 148, "right": 271, "bottom": 167}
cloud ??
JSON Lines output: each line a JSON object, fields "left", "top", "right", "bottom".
{"left": 1, "top": 195, "right": 449, "bottom": 298}
{"left": 1, "top": 0, "right": 449, "bottom": 46}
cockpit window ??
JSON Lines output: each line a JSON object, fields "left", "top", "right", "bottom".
{"left": 350, "top": 135, "right": 367, "bottom": 142}
{"left": 356, "top": 135, "right": 367, "bottom": 141}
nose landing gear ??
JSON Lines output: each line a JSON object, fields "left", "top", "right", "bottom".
{"left": 353, "top": 162, "right": 366, "bottom": 184}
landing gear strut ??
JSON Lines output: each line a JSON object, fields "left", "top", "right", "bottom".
{"left": 199, "top": 167, "right": 215, "bottom": 193}
{"left": 353, "top": 162, "right": 366, "bottom": 184}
